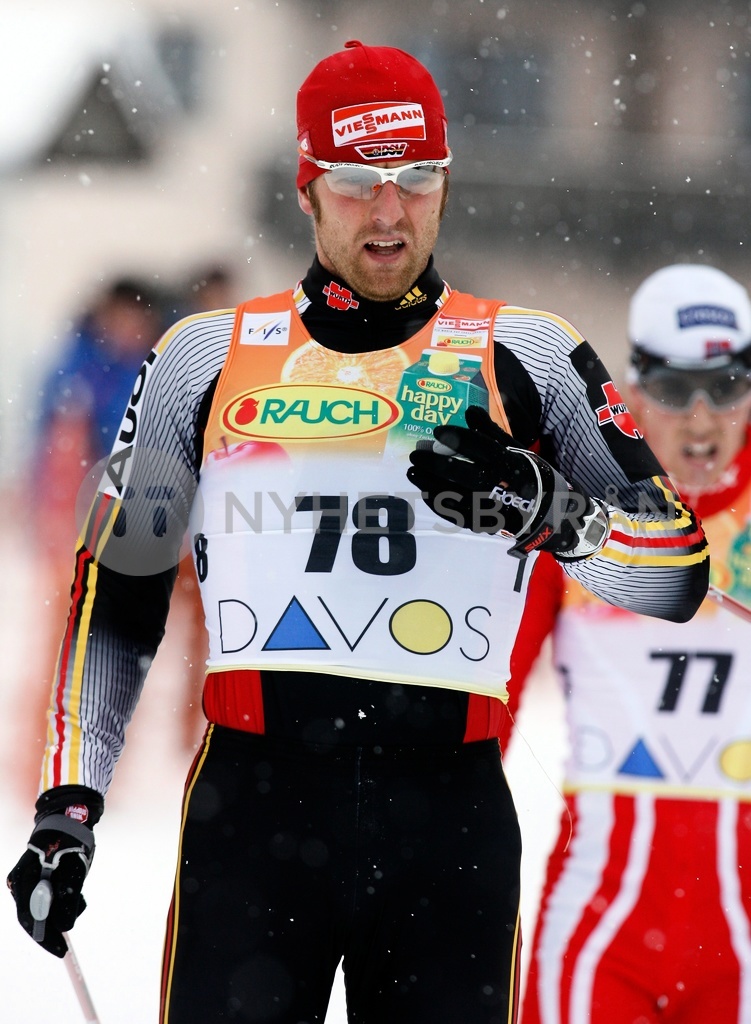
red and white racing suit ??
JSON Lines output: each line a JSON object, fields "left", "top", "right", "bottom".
{"left": 510, "top": 433, "right": 751, "bottom": 1024}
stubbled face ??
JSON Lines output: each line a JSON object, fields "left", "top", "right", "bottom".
{"left": 298, "top": 168, "right": 447, "bottom": 303}
{"left": 628, "top": 384, "right": 750, "bottom": 493}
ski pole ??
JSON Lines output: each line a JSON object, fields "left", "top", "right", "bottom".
{"left": 63, "top": 931, "right": 102, "bottom": 1024}
{"left": 707, "top": 583, "right": 751, "bottom": 624}
{"left": 29, "top": 878, "right": 101, "bottom": 1022}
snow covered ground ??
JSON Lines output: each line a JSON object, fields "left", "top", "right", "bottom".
{"left": 0, "top": 511, "right": 566, "bottom": 1023}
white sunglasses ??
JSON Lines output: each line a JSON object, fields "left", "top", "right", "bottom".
{"left": 303, "top": 152, "right": 452, "bottom": 200}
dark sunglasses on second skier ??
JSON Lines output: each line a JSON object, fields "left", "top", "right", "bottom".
{"left": 636, "top": 360, "right": 751, "bottom": 412}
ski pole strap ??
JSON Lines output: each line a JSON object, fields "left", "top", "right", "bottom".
{"left": 26, "top": 815, "right": 96, "bottom": 943}
{"left": 32, "top": 814, "right": 96, "bottom": 853}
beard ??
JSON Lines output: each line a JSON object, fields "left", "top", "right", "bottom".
{"left": 306, "top": 178, "right": 447, "bottom": 303}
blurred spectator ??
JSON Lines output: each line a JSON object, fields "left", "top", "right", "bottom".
{"left": 33, "top": 275, "right": 164, "bottom": 575}
{"left": 36, "top": 277, "right": 164, "bottom": 465}
{"left": 162, "top": 262, "right": 238, "bottom": 324}
{"left": 183, "top": 262, "right": 236, "bottom": 313}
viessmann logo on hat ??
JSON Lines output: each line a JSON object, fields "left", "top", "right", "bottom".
{"left": 332, "top": 102, "right": 427, "bottom": 149}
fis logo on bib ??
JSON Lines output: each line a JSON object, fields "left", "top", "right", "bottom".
{"left": 222, "top": 384, "right": 401, "bottom": 441}
{"left": 240, "top": 311, "right": 291, "bottom": 345}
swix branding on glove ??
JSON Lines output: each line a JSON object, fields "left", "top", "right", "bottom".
{"left": 515, "top": 526, "right": 555, "bottom": 554}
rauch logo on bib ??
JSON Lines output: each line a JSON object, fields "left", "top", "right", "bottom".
{"left": 222, "top": 384, "right": 401, "bottom": 441}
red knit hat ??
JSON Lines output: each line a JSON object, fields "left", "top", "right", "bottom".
{"left": 296, "top": 40, "right": 449, "bottom": 188}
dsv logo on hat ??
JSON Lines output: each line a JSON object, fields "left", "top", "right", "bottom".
{"left": 355, "top": 142, "right": 409, "bottom": 161}
{"left": 332, "top": 102, "right": 427, "bottom": 146}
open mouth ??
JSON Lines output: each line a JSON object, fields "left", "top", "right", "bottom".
{"left": 364, "top": 240, "right": 404, "bottom": 255}
{"left": 682, "top": 441, "right": 718, "bottom": 460}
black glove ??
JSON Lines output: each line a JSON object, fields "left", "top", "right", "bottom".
{"left": 407, "top": 405, "right": 609, "bottom": 561}
{"left": 7, "top": 785, "right": 103, "bottom": 957}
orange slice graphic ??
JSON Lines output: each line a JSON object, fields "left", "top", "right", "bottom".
{"left": 281, "top": 341, "right": 409, "bottom": 396}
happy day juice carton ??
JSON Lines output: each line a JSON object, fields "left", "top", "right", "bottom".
{"left": 386, "top": 348, "right": 489, "bottom": 453}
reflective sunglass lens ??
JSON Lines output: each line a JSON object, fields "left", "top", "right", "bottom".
{"left": 323, "top": 164, "right": 446, "bottom": 199}
{"left": 392, "top": 167, "right": 445, "bottom": 194}
{"left": 323, "top": 168, "right": 379, "bottom": 199}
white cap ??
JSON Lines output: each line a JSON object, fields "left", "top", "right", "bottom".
{"left": 628, "top": 264, "right": 751, "bottom": 368}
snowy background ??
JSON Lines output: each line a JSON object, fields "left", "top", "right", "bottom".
{"left": 0, "top": 502, "right": 566, "bottom": 1023}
